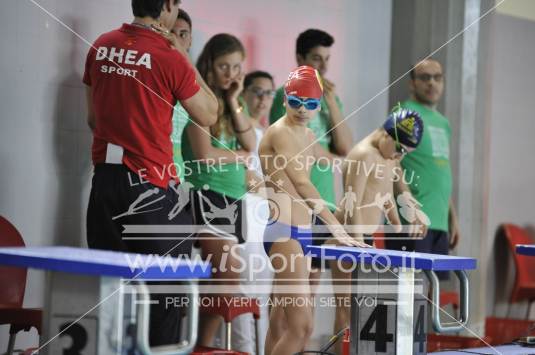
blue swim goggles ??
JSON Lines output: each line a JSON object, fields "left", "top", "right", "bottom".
{"left": 286, "top": 95, "right": 321, "bottom": 110}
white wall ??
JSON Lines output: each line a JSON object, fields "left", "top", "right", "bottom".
{"left": 0, "top": 0, "right": 392, "bottom": 351}
{"left": 496, "top": 0, "right": 535, "bottom": 22}
{"left": 0, "top": 0, "right": 124, "bottom": 350}
{"left": 486, "top": 12, "right": 535, "bottom": 318}
{"left": 184, "top": 0, "right": 392, "bottom": 141}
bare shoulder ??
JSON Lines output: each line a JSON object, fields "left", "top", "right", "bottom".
{"left": 263, "top": 120, "right": 286, "bottom": 138}
{"left": 346, "top": 142, "right": 381, "bottom": 164}
{"left": 259, "top": 126, "right": 272, "bottom": 145}
{"left": 269, "top": 121, "right": 295, "bottom": 142}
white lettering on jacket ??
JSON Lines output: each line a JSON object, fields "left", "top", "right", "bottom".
{"left": 96, "top": 47, "right": 152, "bottom": 69}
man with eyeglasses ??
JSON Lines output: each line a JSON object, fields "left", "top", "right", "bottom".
{"left": 242, "top": 70, "right": 276, "bottom": 188}
{"left": 386, "top": 59, "right": 461, "bottom": 277}
{"left": 224, "top": 70, "right": 275, "bottom": 354}
{"left": 327, "top": 108, "right": 423, "bottom": 355}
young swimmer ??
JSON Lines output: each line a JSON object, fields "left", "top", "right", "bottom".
{"left": 328, "top": 108, "right": 424, "bottom": 355}
{"left": 259, "top": 66, "right": 367, "bottom": 355}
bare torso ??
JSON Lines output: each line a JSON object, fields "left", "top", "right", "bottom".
{"left": 337, "top": 135, "right": 398, "bottom": 236}
{"left": 258, "top": 118, "right": 315, "bottom": 227}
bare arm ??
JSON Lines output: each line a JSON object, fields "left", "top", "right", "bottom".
{"left": 273, "top": 128, "right": 365, "bottom": 247}
{"left": 85, "top": 86, "right": 95, "bottom": 132}
{"left": 342, "top": 155, "right": 370, "bottom": 241}
{"left": 393, "top": 160, "right": 410, "bottom": 196}
{"left": 323, "top": 79, "right": 353, "bottom": 155}
{"left": 393, "top": 160, "right": 427, "bottom": 237}
{"left": 449, "top": 199, "right": 460, "bottom": 249}
{"left": 180, "top": 67, "right": 218, "bottom": 127}
{"left": 158, "top": 30, "right": 218, "bottom": 127}
{"left": 227, "top": 100, "right": 256, "bottom": 151}
{"left": 185, "top": 124, "right": 249, "bottom": 163}
{"left": 226, "top": 73, "right": 256, "bottom": 151}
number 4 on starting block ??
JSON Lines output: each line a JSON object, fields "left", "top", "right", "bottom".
{"left": 306, "top": 246, "right": 476, "bottom": 355}
{"left": 350, "top": 268, "right": 428, "bottom": 355}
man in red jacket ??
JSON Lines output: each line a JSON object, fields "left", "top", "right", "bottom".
{"left": 83, "top": 0, "right": 217, "bottom": 346}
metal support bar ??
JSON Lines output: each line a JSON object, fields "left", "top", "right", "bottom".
{"left": 425, "top": 270, "right": 470, "bottom": 333}
{"left": 136, "top": 281, "right": 199, "bottom": 355}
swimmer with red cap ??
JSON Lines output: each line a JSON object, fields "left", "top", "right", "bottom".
{"left": 326, "top": 108, "right": 424, "bottom": 354}
{"left": 258, "top": 66, "right": 368, "bottom": 355}
{"left": 282, "top": 65, "right": 324, "bottom": 125}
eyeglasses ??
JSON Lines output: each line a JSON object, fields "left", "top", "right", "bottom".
{"left": 415, "top": 73, "right": 443, "bottom": 82}
{"left": 286, "top": 95, "right": 321, "bottom": 110}
{"left": 248, "top": 87, "right": 275, "bottom": 99}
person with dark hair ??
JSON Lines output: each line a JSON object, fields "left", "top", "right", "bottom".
{"left": 242, "top": 70, "right": 274, "bottom": 189}
{"left": 181, "top": 33, "right": 256, "bottom": 347}
{"left": 269, "top": 28, "right": 353, "bottom": 276}
{"left": 177, "top": 8, "right": 192, "bottom": 29}
{"left": 173, "top": 9, "right": 192, "bottom": 50}
{"left": 295, "top": 29, "right": 334, "bottom": 71}
{"left": 386, "top": 58, "right": 460, "bottom": 278}
{"left": 244, "top": 70, "right": 274, "bottom": 92}
{"left": 84, "top": 0, "right": 217, "bottom": 346}
{"left": 131, "top": 0, "right": 175, "bottom": 19}
{"left": 170, "top": 9, "right": 193, "bottom": 180}
{"left": 229, "top": 70, "right": 275, "bottom": 353}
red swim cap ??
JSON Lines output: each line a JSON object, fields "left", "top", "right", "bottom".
{"left": 284, "top": 66, "right": 323, "bottom": 99}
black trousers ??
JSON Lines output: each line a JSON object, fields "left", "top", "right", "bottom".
{"left": 87, "top": 164, "right": 194, "bottom": 346}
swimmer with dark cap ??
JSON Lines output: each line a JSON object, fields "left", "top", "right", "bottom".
{"left": 259, "top": 66, "right": 368, "bottom": 355}
{"left": 327, "top": 108, "right": 424, "bottom": 355}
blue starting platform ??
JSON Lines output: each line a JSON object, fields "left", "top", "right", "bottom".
{"left": 307, "top": 245, "right": 477, "bottom": 355}
{"left": 0, "top": 246, "right": 211, "bottom": 355}
{"left": 0, "top": 246, "right": 210, "bottom": 279}
{"left": 307, "top": 245, "right": 477, "bottom": 271}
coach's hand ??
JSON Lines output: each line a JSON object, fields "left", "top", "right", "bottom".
{"left": 152, "top": 23, "right": 189, "bottom": 58}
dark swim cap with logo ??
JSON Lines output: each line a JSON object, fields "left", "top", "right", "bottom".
{"left": 383, "top": 109, "right": 424, "bottom": 148}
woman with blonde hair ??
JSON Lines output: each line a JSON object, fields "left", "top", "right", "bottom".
{"left": 181, "top": 33, "right": 256, "bottom": 347}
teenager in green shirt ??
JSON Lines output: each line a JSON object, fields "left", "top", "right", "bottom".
{"left": 183, "top": 34, "right": 256, "bottom": 346}
{"left": 170, "top": 9, "right": 193, "bottom": 180}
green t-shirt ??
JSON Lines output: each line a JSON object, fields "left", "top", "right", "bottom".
{"left": 399, "top": 100, "right": 452, "bottom": 231}
{"left": 171, "top": 103, "right": 190, "bottom": 181}
{"left": 269, "top": 86, "right": 342, "bottom": 208}
{"left": 181, "top": 123, "right": 247, "bottom": 200}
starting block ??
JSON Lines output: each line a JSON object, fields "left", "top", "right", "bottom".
{"left": 0, "top": 246, "right": 211, "bottom": 355}
{"left": 307, "top": 245, "right": 477, "bottom": 355}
